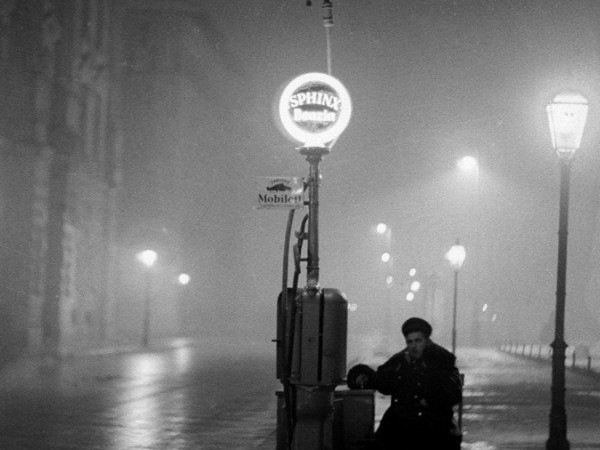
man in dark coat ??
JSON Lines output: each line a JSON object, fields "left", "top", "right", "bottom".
{"left": 374, "top": 317, "right": 462, "bottom": 449}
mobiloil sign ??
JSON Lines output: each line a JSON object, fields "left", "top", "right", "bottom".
{"left": 278, "top": 72, "right": 351, "bottom": 147}
{"left": 256, "top": 177, "right": 304, "bottom": 209}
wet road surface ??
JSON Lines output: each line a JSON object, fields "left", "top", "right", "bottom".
{"left": 457, "top": 348, "right": 600, "bottom": 449}
{"left": 1, "top": 342, "right": 599, "bottom": 449}
{"left": 0, "top": 338, "right": 278, "bottom": 450}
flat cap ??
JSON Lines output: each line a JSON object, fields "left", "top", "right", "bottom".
{"left": 401, "top": 317, "right": 432, "bottom": 338}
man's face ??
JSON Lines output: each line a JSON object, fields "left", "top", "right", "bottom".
{"left": 405, "top": 331, "right": 429, "bottom": 359}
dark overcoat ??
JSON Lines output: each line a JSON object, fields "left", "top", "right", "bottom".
{"left": 374, "top": 341, "right": 462, "bottom": 449}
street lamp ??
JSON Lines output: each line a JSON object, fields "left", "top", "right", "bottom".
{"left": 136, "top": 249, "right": 157, "bottom": 347}
{"left": 457, "top": 155, "right": 478, "bottom": 173}
{"left": 445, "top": 239, "right": 466, "bottom": 355}
{"left": 410, "top": 280, "right": 421, "bottom": 292}
{"left": 545, "top": 90, "right": 588, "bottom": 450}
{"left": 178, "top": 273, "right": 190, "bottom": 285}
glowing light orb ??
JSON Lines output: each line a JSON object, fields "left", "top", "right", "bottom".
{"left": 278, "top": 72, "right": 352, "bottom": 147}
{"left": 457, "top": 156, "right": 478, "bottom": 172}
{"left": 137, "top": 249, "right": 157, "bottom": 268}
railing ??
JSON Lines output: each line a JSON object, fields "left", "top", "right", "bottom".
{"left": 499, "top": 342, "right": 600, "bottom": 374}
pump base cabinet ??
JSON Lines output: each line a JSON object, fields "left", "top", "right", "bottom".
{"left": 276, "top": 389, "right": 376, "bottom": 450}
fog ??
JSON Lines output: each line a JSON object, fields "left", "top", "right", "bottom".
{"left": 67, "top": 1, "right": 600, "bottom": 356}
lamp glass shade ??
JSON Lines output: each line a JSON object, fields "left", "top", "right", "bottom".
{"left": 446, "top": 244, "right": 466, "bottom": 270}
{"left": 546, "top": 91, "right": 588, "bottom": 157}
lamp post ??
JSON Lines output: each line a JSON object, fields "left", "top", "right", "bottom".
{"left": 445, "top": 239, "right": 466, "bottom": 354}
{"left": 456, "top": 155, "right": 481, "bottom": 346}
{"left": 136, "top": 249, "right": 157, "bottom": 347}
{"left": 545, "top": 91, "right": 588, "bottom": 450}
{"left": 376, "top": 223, "right": 394, "bottom": 348}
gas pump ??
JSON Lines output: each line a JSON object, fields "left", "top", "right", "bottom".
{"left": 273, "top": 73, "right": 352, "bottom": 450}
{"left": 275, "top": 147, "right": 348, "bottom": 450}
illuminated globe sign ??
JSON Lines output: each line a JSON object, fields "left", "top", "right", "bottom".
{"left": 278, "top": 72, "right": 352, "bottom": 148}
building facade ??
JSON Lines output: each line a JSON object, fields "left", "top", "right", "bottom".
{"left": 0, "top": 0, "right": 122, "bottom": 357}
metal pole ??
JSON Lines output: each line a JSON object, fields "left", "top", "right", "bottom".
{"left": 322, "top": 0, "right": 333, "bottom": 75}
{"left": 452, "top": 269, "right": 458, "bottom": 355}
{"left": 547, "top": 157, "right": 571, "bottom": 450}
{"left": 143, "top": 270, "right": 151, "bottom": 347}
{"left": 293, "top": 146, "right": 332, "bottom": 450}
{"left": 301, "top": 147, "right": 328, "bottom": 293}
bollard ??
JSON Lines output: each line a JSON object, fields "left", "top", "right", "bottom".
{"left": 588, "top": 356, "right": 592, "bottom": 371}
{"left": 572, "top": 352, "right": 576, "bottom": 369}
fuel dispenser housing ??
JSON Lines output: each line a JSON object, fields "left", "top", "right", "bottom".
{"left": 290, "top": 288, "right": 347, "bottom": 386}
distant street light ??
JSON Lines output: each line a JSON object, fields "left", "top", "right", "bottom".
{"left": 178, "top": 273, "right": 191, "bottom": 285}
{"left": 137, "top": 249, "right": 157, "bottom": 268}
{"left": 457, "top": 155, "right": 478, "bottom": 173}
{"left": 545, "top": 90, "right": 588, "bottom": 450}
{"left": 376, "top": 223, "right": 388, "bottom": 234}
{"left": 410, "top": 280, "right": 421, "bottom": 292}
{"left": 136, "top": 249, "right": 157, "bottom": 347}
{"left": 445, "top": 239, "right": 466, "bottom": 354}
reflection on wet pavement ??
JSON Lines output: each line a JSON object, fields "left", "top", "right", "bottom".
{"left": 0, "top": 339, "right": 278, "bottom": 449}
